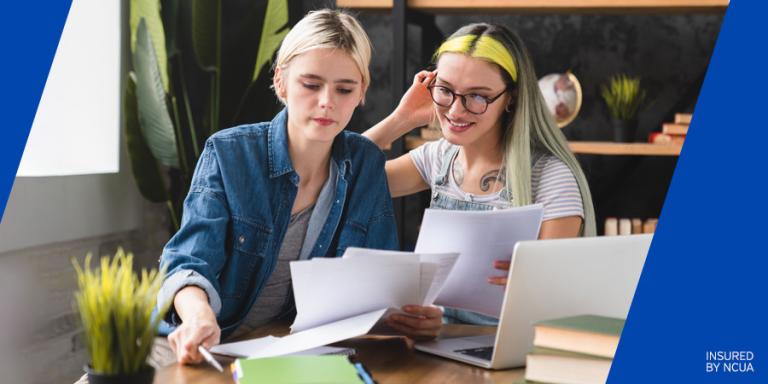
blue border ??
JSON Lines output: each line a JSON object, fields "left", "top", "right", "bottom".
{"left": 610, "top": 1, "right": 766, "bottom": 382}
{"left": 0, "top": 2, "right": 72, "bottom": 220}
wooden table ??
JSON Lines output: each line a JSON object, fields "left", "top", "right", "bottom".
{"left": 154, "top": 324, "right": 525, "bottom": 383}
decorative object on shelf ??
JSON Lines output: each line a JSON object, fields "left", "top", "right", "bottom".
{"left": 538, "top": 71, "right": 583, "bottom": 128}
{"left": 73, "top": 248, "right": 169, "bottom": 384}
{"left": 601, "top": 74, "right": 646, "bottom": 142}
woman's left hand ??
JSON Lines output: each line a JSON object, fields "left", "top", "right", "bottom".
{"left": 488, "top": 260, "right": 511, "bottom": 286}
{"left": 386, "top": 305, "right": 443, "bottom": 341}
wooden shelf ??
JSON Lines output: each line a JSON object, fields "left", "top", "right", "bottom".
{"left": 568, "top": 141, "right": 682, "bottom": 156}
{"left": 404, "top": 136, "right": 682, "bottom": 156}
{"left": 337, "top": 0, "right": 729, "bottom": 12}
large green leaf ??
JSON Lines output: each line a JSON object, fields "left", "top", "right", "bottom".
{"left": 125, "top": 73, "right": 168, "bottom": 203}
{"left": 160, "top": 0, "right": 180, "bottom": 54}
{"left": 134, "top": 19, "right": 179, "bottom": 168}
{"left": 130, "top": 0, "right": 169, "bottom": 92}
{"left": 191, "top": 0, "right": 222, "bottom": 134}
{"left": 191, "top": 0, "right": 220, "bottom": 69}
{"left": 253, "top": 0, "right": 289, "bottom": 82}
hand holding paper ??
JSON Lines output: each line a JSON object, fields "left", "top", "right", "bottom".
{"left": 212, "top": 248, "right": 458, "bottom": 359}
{"left": 415, "top": 204, "right": 544, "bottom": 317}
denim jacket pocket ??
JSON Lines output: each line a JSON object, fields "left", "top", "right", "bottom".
{"left": 335, "top": 220, "right": 368, "bottom": 256}
{"left": 220, "top": 217, "right": 272, "bottom": 299}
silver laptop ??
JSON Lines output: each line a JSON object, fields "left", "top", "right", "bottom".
{"left": 414, "top": 234, "right": 652, "bottom": 369}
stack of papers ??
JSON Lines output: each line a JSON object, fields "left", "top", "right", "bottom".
{"left": 212, "top": 204, "right": 544, "bottom": 358}
{"left": 291, "top": 248, "right": 459, "bottom": 331}
{"left": 212, "top": 248, "right": 458, "bottom": 358}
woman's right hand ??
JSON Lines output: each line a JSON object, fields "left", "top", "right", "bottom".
{"left": 168, "top": 308, "right": 220, "bottom": 364}
{"left": 168, "top": 287, "right": 221, "bottom": 364}
{"left": 393, "top": 70, "right": 437, "bottom": 129}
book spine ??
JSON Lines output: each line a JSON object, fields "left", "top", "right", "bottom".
{"left": 662, "top": 122, "right": 689, "bottom": 135}
{"left": 643, "top": 218, "right": 658, "bottom": 233}
{"left": 675, "top": 113, "right": 693, "bottom": 124}
{"left": 619, "top": 219, "right": 632, "bottom": 235}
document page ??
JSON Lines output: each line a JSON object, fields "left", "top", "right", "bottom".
{"left": 211, "top": 309, "right": 386, "bottom": 358}
{"left": 415, "top": 204, "right": 544, "bottom": 317}
{"left": 290, "top": 257, "right": 420, "bottom": 332}
{"left": 214, "top": 248, "right": 460, "bottom": 358}
{"left": 342, "top": 247, "right": 459, "bottom": 305}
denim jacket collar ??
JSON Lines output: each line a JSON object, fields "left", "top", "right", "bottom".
{"left": 268, "top": 108, "right": 352, "bottom": 180}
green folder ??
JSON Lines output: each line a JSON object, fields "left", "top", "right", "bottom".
{"left": 233, "top": 355, "right": 364, "bottom": 384}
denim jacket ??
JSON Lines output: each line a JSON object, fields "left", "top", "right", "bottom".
{"left": 158, "top": 109, "right": 398, "bottom": 337}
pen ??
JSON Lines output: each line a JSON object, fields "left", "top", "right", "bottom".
{"left": 348, "top": 357, "right": 375, "bottom": 384}
{"left": 198, "top": 345, "right": 224, "bottom": 373}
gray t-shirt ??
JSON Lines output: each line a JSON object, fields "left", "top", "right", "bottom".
{"left": 228, "top": 205, "right": 314, "bottom": 340}
{"left": 409, "top": 139, "right": 584, "bottom": 220}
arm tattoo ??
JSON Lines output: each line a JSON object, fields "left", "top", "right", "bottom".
{"left": 480, "top": 168, "right": 506, "bottom": 192}
{"left": 452, "top": 158, "right": 465, "bottom": 186}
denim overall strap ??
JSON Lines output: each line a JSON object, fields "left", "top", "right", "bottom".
{"left": 434, "top": 144, "right": 460, "bottom": 187}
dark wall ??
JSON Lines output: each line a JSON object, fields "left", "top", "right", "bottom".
{"left": 300, "top": 3, "right": 722, "bottom": 244}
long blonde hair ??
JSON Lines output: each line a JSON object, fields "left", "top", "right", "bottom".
{"left": 434, "top": 23, "right": 596, "bottom": 236}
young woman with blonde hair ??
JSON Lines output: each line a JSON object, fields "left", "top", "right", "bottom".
{"left": 157, "top": 9, "right": 436, "bottom": 365}
{"left": 368, "top": 23, "right": 596, "bottom": 329}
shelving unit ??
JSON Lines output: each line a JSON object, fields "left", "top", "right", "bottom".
{"left": 405, "top": 137, "right": 683, "bottom": 156}
{"left": 337, "top": 0, "right": 728, "bottom": 12}
{"left": 337, "top": 0, "right": 723, "bottom": 240}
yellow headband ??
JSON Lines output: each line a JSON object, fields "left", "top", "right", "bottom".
{"left": 435, "top": 35, "right": 518, "bottom": 82}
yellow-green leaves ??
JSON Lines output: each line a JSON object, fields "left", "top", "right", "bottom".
{"left": 253, "top": 0, "right": 289, "bottom": 82}
{"left": 601, "top": 74, "right": 646, "bottom": 121}
{"left": 72, "top": 248, "right": 168, "bottom": 375}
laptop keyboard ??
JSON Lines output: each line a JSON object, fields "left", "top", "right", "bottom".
{"left": 454, "top": 346, "right": 494, "bottom": 361}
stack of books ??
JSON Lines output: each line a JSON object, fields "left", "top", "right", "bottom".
{"left": 649, "top": 113, "right": 691, "bottom": 145}
{"left": 525, "top": 315, "right": 625, "bottom": 384}
{"left": 604, "top": 217, "right": 657, "bottom": 235}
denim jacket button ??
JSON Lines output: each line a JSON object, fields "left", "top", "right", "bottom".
{"left": 238, "top": 235, "right": 245, "bottom": 244}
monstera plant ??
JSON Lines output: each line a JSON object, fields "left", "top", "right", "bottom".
{"left": 126, "top": 0, "right": 295, "bottom": 229}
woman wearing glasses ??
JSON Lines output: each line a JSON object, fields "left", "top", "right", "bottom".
{"left": 367, "top": 23, "right": 596, "bottom": 331}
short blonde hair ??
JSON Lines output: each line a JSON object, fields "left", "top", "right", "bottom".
{"left": 274, "top": 9, "right": 372, "bottom": 102}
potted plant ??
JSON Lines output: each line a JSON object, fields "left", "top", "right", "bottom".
{"left": 601, "top": 74, "right": 646, "bottom": 142}
{"left": 73, "top": 248, "right": 168, "bottom": 384}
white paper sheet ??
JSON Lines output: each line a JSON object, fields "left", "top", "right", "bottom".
{"left": 211, "top": 309, "right": 386, "bottom": 358}
{"left": 290, "top": 257, "right": 420, "bottom": 332}
{"left": 415, "top": 204, "right": 544, "bottom": 317}
{"left": 342, "top": 248, "right": 459, "bottom": 305}
{"left": 210, "top": 336, "right": 280, "bottom": 357}
{"left": 215, "top": 247, "right": 460, "bottom": 359}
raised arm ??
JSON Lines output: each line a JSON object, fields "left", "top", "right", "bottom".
{"left": 365, "top": 71, "right": 436, "bottom": 197}
{"left": 364, "top": 70, "right": 436, "bottom": 149}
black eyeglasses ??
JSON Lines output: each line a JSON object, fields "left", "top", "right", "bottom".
{"left": 427, "top": 84, "right": 508, "bottom": 114}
